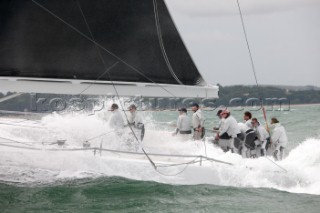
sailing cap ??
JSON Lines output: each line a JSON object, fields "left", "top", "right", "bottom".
{"left": 271, "top": 117, "right": 279, "bottom": 124}
{"left": 191, "top": 103, "right": 199, "bottom": 108}
{"left": 221, "top": 109, "right": 230, "bottom": 115}
{"left": 111, "top": 103, "right": 119, "bottom": 110}
{"left": 178, "top": 108, "right": 187, "bottom": 113}
{"left": 128, "top": 104, "right": 137, "bottom": 110}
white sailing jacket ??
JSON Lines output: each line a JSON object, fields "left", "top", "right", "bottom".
{"left": 192, "top": 109, "right": 204, "bottom": 129}
{"left": 218, "top": 118, "right": 225, "bottom": 131}
{"left": 254, "top": 125, "right": 269, "bottom": 143}
{"left": 271, "top": 123, "right": 288, "bottom": 147}
{"left": 127, "top": 111, "right": 143, "bottom": 125}
{"left": 245, "top": 119, "right": 253, "bottom": 129}
{"left": 108, "top": 109, "right": 125, "bottom": 129}
{"left": 176, "top": 113, "right": 191, "bottom": 132}
{"left": 219, "top": 115, "right": 241, "bottom": 138}
{"left": 238, "top": 122, "right": 250, "bottom": 134}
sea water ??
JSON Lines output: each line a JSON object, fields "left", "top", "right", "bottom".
{"left": 0, "top": 105, "right": 320, "bottom": 212}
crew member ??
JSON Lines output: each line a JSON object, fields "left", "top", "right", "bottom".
{"left": 237, "top": 122, "right": 252, "bottom": 157}
{"left": 108, "top": 103, "right": 125, "bottom": 130}
{"left": 244, "top": 111, "right": 253, "bottom": 129}
{"left": 127, "top": 104, "right": 145, "bottom": 141}
{"left": 191, "top": 103, "right": 205, "bottom": 140}
{"left": 172, "top": 108, "right": 192, "bottom": 141}
{"left": 212, "top": 109, "right": 225, "bottom": 145}
{"left": 215, "top": 109, "right": 241, "bottom": 152}
{"left": 270, "top": 117, "right": 288, "bottom": 160}
{"left": 213, "top": 109, "right": 224, "bottom": 132}
{"left": 251, "top": 118, "right": 269, "bottom": 157}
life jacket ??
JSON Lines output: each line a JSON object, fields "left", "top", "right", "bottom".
{"left": 244, "top": 129, "right": 256, "bottom": 150}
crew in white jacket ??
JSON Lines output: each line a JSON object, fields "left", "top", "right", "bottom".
{"left": 127, "top": 104, "right": 145, "bottom": 141}
{"left": 270, "top": 117, "right": 288, "bottom": 160}
{"left": 108, "top": 103, "right": 125, "bottom": 131}
{"left": 215, "top": 109, "right": 241, "bottom": 152}
{"left": 172, "top": 108, "right": 192, "bottom": 141}
{"left": 252, "top": 118, "right": 269, "bottom": 157}
{"left": 191, "top": 103, "right": 204, "bottom": 140}
{"left": 213, "top": 110, "right": 225, "bottom": 132}
{"left": 244, "top": 111, "right": 253, "bottom": 129}
{"left": 127, "top": 104, "right": 143, "bottom": 126}
{"left": 237, "top": 122, "right": 251, "bottom": 157}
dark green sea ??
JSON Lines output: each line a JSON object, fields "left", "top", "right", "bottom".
{"left": 1, "top": 105, "right": 320, "bottom": 212}
{"left": 1, "top": 177, "right": 320, "bottom": 213}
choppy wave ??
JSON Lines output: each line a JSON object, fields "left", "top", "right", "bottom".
{"left": 0, "top": 113, "right": 320, "bottom": 195}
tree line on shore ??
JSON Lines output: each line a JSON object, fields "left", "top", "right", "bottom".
{"left": 1, "top": 85, "right": 320, "bottom": 112}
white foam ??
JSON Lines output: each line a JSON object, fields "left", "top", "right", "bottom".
{"left": 0, "top": 114, "right": 319, "bottom": 195}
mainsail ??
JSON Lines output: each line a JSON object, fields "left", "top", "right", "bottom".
{"left": 0, "top": 0, "right": 218, "bottom": 98}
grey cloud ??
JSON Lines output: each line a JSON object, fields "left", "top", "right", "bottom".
{"left": 165, "top": 0, "right": 320, "bottom": 86}
{"left": 167, "top": 0, "right": 320, "bottom": 17}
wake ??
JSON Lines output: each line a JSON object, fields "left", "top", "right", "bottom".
{"left": 0, "top": 114, "right": 319, "bottom": 195}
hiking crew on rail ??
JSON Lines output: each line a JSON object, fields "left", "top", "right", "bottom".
{"left": 213, "top": 110, "right": 288, "bottom": 160}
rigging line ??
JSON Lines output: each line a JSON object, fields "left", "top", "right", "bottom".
{"left": 236, "top": 0, "right": 259, "bottom": 88}
{"left": 0, "top": 122, "right": 46, "bottom": 129}
{"left": 244, "top": 142, "right": 287, "bottom": 173}
{"left": 152, "top": 0, "right": 183, "bottom": 85}
{"left": 202, "top": 157, "right": 233, "bottom": 166}
{"left": 237, "top": 0, "right": 286, "bottom": 171}
{"left": 0, "top": 92, "right": 23, "bottom": 103}
{"left": 85, "top": 130, "right": 114, "bottom": 142}
{"left": 155, "top": 155, "right": 233, "bottom": 176}
{"left": 75, "top": 0, "right": 157, "bottom": 170}
{"left": 264, "top": 156, "right": 287, "bottom": 173}
{"left": 0, "top": 141, "right": 60, "bottom": 144}
{"left": 0, "top": 141, "right": 234, "bottom": 168}
{"left": 31, "top": 0, "right": 176, "bottom": 98}
{"left": 236, "top": 0, "right": 274, "bottom": 141}
{"left": 154, "top": 163, "right": 190, "bottom": 177}
{"left": 202, "top": 120, "right": 208, "bottom": 157}
{"left": 78, "top": 62, "right": 119, "bottom": 95}
{"left": 236, "top": 0, "right": 271, "bottom": 130}
{"left": 236, "top": 0, "right": 274, "bottom": 149}
{"left": 0, "top": 136, "right": 32, "bottom": 146}
{"left": 156, "top": 156, "right": 201, "bottom": 167}
{"left": 11, "top": 118, "right": 37, "bottom": 124}
{"left": 75, "top": 0, "right": 109, "bottom": 70}
{"left": 203, "top": 139, "right": 208, "bottom": 157}
{"left": 156, "top": 161, "right": 200, "bottom": 168}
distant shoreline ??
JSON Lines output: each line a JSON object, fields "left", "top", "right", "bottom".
{"left": 211, "top": 103, "right": 320, "bottom": 112}
{"left": 289, "top": 103, "right": 320, "bottom": 107}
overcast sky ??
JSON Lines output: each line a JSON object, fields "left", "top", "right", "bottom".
{"left": 165, "top": 0, "right": 320, "bottom": 86}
